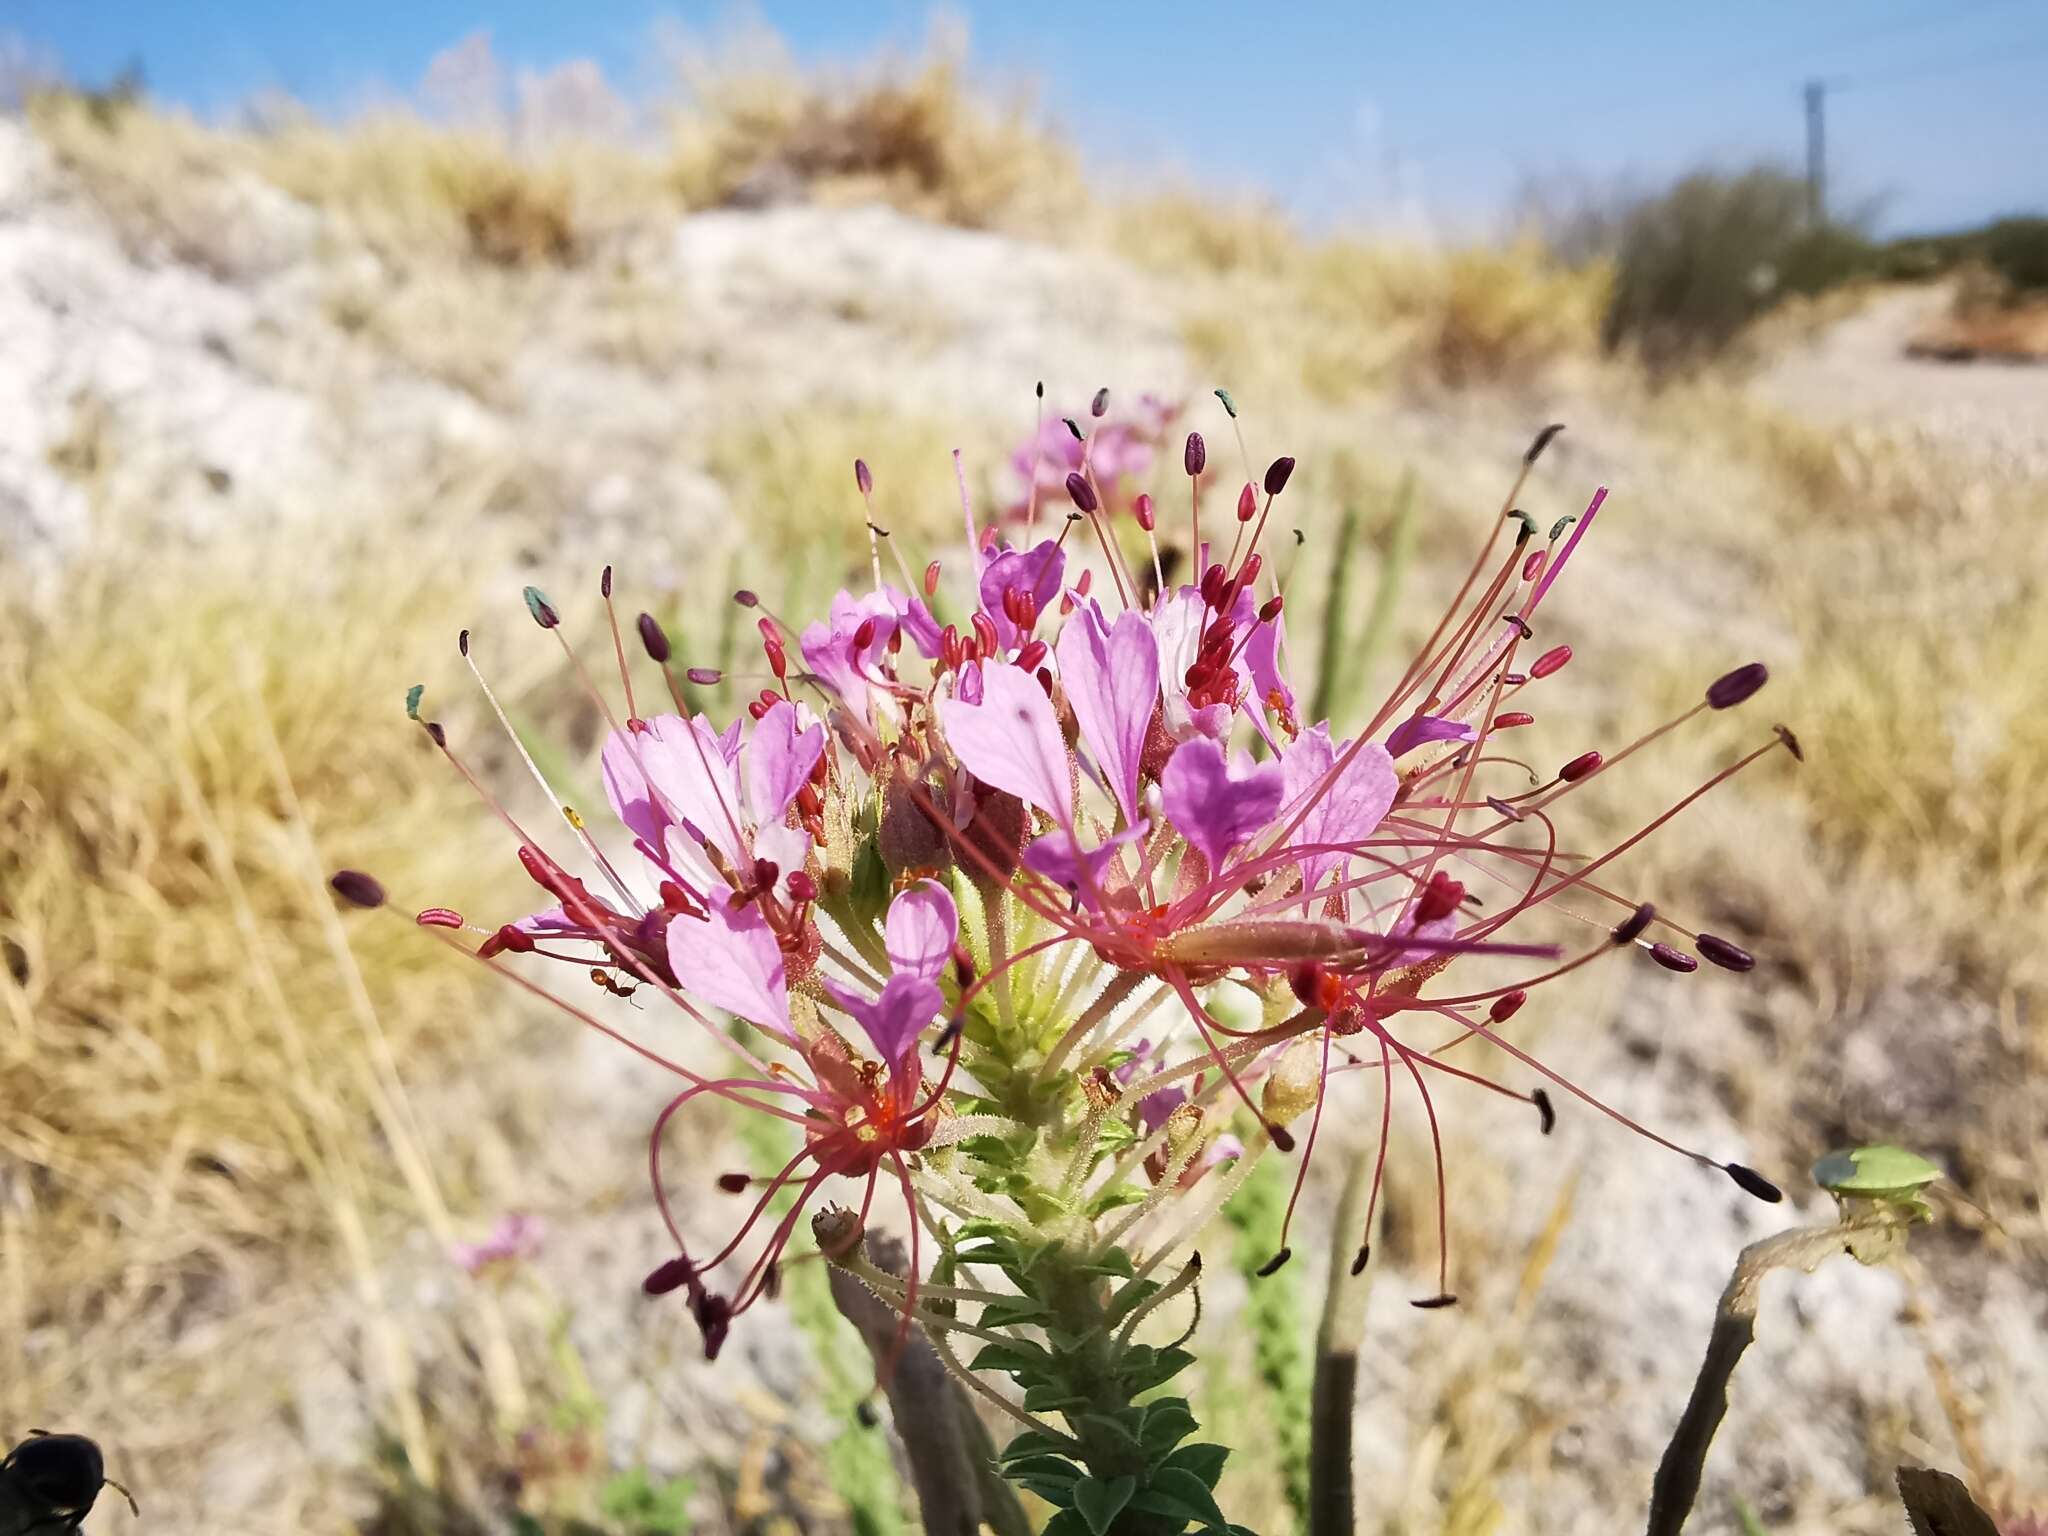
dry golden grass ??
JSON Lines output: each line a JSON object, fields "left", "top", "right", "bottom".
{"left": 660, "top": 19, "right": 1080, "bottom": 230}
{"left": 0, "top": 496, "right": 536, "bottom": 1495}
{"left": 1117, "top": 196, "right": 1609, "bottom": 402}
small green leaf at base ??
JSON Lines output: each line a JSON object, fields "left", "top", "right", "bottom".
{"left": 1074, "top": 1475, "right": 1137, "bottom": 1536}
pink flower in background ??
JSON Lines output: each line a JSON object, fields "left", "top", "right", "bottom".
{"left": 451, "top": 1212, "right": 546, "bottom": 1274}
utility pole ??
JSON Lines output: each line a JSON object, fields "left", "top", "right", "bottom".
{"left": 1803, "top": 77, "right": 1826, "bottom": 227}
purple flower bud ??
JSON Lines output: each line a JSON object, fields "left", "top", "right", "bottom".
{"left": 1706, "top": 662, "right": 1768, "bottom": 709}
{"left": 330, "top": 869, "right": 386, "bottom": 909}
{"left": 1263, "top": 455, "right": 1295, "bottom": 496}
{"left": 1184, "top": 432, "right": 1206, "bottom": 477}
{"left": 1065, "top": 472, "right": 1099, "bottom": 514}
{"left": 637, "top": 613, "right": 671, "bottom": 662}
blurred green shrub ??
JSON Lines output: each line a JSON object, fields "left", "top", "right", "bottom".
{"left": 1598, "top": 166, "right": 1844, "bottom": 370}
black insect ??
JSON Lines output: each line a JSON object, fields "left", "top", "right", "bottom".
{"left": 1, "top": 1430, "right": 138, "bottom": 1533}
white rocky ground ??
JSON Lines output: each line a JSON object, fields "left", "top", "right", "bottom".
{"left": 2, "top": 113, "right": 2041, "bottom": 1535}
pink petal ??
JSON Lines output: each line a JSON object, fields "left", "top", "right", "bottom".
{"left": 1384, "top": 713, "right": 1477, "bottom": 760}
{"left": 1022, "top": 819, "right": 1149, "bottom": 904}
{"left": 600, "top": 728, "right": 667, "bottom": 850}
{"left": 1159, "top": 738, "right": 1284, "bottom": 870}
{"left": 978, "top": 540, "right": 1066, "bottom": 649}
{"left": 1056, "top": 602, "right": 1159, "bottom": 825}
{"left": 666, "top": 895, "right": 791, "bottom": 1039}
{"left": 638, "top": 715, "right": 747, "bottom": 870}
{"left": 825, "top": 973, "right": 945, "bottom": 1065}
{"left": 938, "top": 663, "right": 1072, "bottom": 826}
{"left": 1280, "top": 726, "right": 1398, "bottom": 905}
{"left": 745, "top": 701, "right": 825, "bottom": 828}
{"left": 885, "top": 880, "right": 958, "bottom": 982}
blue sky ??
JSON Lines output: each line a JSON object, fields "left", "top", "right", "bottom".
{"left": 9, "top": 1, "right": 2045, "bottom": 235}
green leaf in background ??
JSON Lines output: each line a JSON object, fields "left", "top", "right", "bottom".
{"left": 1309, "top": 471, "right": 1416, "bottom": 732}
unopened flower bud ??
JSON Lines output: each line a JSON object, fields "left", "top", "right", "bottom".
{"left": 1261, "top": 1038, "right": 1323, "bottom": 1127}
{"left": 1707, "top": 662, "right": 1768, "bottom": 709}
{"left": 1164, "top": 1102, "right": 1205, "bottom": 1166}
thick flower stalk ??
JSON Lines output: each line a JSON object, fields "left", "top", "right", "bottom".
{"left": 335, "top": 405, "right": 1793, "bottom": 1534}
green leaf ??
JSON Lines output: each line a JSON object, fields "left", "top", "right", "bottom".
{"left": 970, "top": 1341, "right": 1056, "bottom": 1381}
{"left": 1077, "top": 1247, "right": 1136, "bottom": 1278}
{"left": 1120, "top": 1345, "right": 1197, "bottom": 1394}
{"left": 1040, "top": 1511, "right": 1093, "bottom": 1536}
{"left": 998, "top": 1429, "right": 1073, "bottom": 1464}
{"left": 1013, "top": 1476, "right": 1080, "bottom": 1509}
{"left": 1103, "top": 1279, "right": 1163, "bottom": 1327}
{"left": 977, "top": 1298, "right": 1054, "bottom": 1330}
{"left": 1022, "top": 1384, "right": 1092, "bottom": 1414}
{"left": 1075, "top": 1412, "right": 1147, "bottom": 1460}
{"left": 1074, "top": 1476, "right": 1137, "bottom": 1536}
{"left": 1002, "top": 1455, "right": 1082, "bottom": 1487}
{"left": 1164, "top": 1443, "right": 1230, "bottom": 1489}
{"left": 1140, "top": 1400, "right": 1200, "bottom": 1453}
{"left": 1152, "top": 1468, "right": 1230, "bottom": 1529}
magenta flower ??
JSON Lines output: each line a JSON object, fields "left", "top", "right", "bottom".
{"left": 370, "top": 407, "right": 1791, "bottom": 1358}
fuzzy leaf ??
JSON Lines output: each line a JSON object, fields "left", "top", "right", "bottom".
{"left": 1140, "top": 1400, "right": 1200, "bottom": 1453}
{"left": 1074, "top": 1476, "right": 1137, "bottom": 1536}
{"left": 1120, "top": 1344, "right": 1197, "bottom": 1394}
{"left": 998, "top": 1430, "right": 1073, "bottom": 1464}
{"left": 1165, "top": 1443, "right": 1230, "bottom": 1489}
